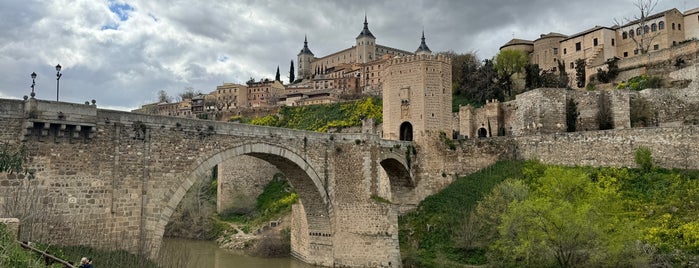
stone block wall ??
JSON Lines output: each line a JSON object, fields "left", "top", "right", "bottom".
{"left": 0, "top": 218, "right": 20, "bottom": 241}
{"left": 216, "top": 156, "right": 278, "bottom": 213}
{"left": 513, "top": 125, "right": 699, "bottom": 169}
{"left": 511, "top": 88, "right": 567, "bottom": 136}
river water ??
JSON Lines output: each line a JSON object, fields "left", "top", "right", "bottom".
{"left": 158, "top": 237, "right": 313, "bottom": 268}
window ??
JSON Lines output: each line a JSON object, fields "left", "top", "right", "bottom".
{"left": 612, "top": 38, "right": 615, "bottom": 46}
{"left": 622, "top": 32, "right": 628, "bottom": 39}
{"left": 678, "top": 24, "right": 681, "bottom": 30}
{"left": 570, "top": 62, "right": 574, "bottom": 69}
{"left": 651, "top": 23, "right": 657, "bottom": 32}
{"left": 672, "top": 23, "right": 675, "bottom": 30}
{"left": 637, "top": 27, "right": 642, "bottom": 35}
{"left": 563, "top": 48, "right": 567, "bottom": 54}
{"left": 553, "top": 48, "right": 558, "bottom": 55}
{"left": 630, "top": 30, "right": 634, "bottom": 37}
{"left": 624, "top": 51, "right": 628, "bottom": 57}
{"left": 593, "top": 38, "right": 598, "bottom": 46}
{"left": 634, "top": 49, "right": 639, "bottom": 55}
{"left": 659, "top": 21, "right": 665, "bottom": 30}
{"left": 654, "top": 44, "right": 659, "bottom": 50}
{"left": 644, "top": 25, "right": 649, "bottom": 33}
{"left": 575, "top": 42, "right": 581, "bottom": 51}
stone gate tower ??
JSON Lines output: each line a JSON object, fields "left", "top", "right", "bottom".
{"left": 382, "top": 34, "right": 451, "bottom": 143}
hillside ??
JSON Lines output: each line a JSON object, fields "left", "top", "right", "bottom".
{"left": 399, "top": 158, "right": 699, "bottom": 267}
{"left": 244, "top": 97, "right": 382, "bottom": 132}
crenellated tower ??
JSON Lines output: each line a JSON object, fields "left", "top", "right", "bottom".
{"left": 382, "top": 53, "right": 452, "bottom": 143}
{"left": 297, "top": 35, "right": 315, "bottom": 80}
{"left": 355, "top": 15, "right": 376, "bottom": 64}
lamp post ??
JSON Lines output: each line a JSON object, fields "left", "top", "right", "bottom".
{"left": 30, "top": 72, "right": 37, "bottom": 98}
{"left": 55, "top": 64, "right": 62, "bottom": 101}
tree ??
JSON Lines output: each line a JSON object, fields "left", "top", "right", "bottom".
{"left": 597, "top": 91, "right": 614, "bottom": 130}
{"left": 616, "top": 0, "right": 661, "bottom": 55}
{"left": 596, "top": 57, "right": 620, "bottom": 83}
{"left": 566, "top": 99, "right": 580, "bottom": 132}
{"left": 178, "top": 86, "right": 200, "bottom": 101}
{"left": 494, "top": 49, "right": 529, "bottom": 96}
{"left": 489, "top": 167, "right": 647, "bottom": 267}
{"left": 288, "top": 60, "right": 295, "bottom": 83}
{"left": 575, "top": 58, "right": 586, "bottom": 88}
{"left": 557, "top": 59, "right": 570, "bottom": 88}
{"left": 275, "top": 66, "right": 281, "bottom": 82}
{"left": 157, "top": 90, "right": 172, "bottom": 103}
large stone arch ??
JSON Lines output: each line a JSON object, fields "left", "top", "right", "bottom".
{"left": 152, "top": 142, "right": 332, "bottom": 263}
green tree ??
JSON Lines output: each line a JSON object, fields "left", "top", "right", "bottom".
{"left": 566, "top": 99, "right": 580, "bottom": 132}
{"left": 275, "top": 66, "right": 281, "bottom": 82}
{"left": 288, "top": 60, "right": 295, "bottom": 83}
{"left": 597, "top": 91, "right": 614, "bottom": 130}
{"left": 575, "top": 58, "right": 586, "bottom": 88}
{"left": 494, "top": 50, "right": 528, "bottom": 96}
{"left": 634, "top": 146, "right": 654, "bottom": 172}
{"left": 596, "top": 57, "right": 620, "bottom": 83}
{"left": 489, "top": 167, "right": 647, "bottom": 267}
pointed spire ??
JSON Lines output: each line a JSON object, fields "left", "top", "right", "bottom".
{"left": 299, "top": 34, "right": 313, "bottom": 55}
{"left": 415, "top": 30, "right": 432, "bottom": 55}
{"left": 356, "top": 14, "right": 375, "bottom": 39}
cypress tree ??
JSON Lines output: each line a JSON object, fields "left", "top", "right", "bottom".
{"left": 275, "top": 66, "right": 281, "bottom": 82}
{"left": 289, "top": 60, "right": 295, "bottom": 83}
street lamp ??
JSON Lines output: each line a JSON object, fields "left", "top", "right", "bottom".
{"left": 30, "top": 72, "right": 37, "bottom": 98}
{"left": 55, "top": 64, "right": 62, "bottom": 101}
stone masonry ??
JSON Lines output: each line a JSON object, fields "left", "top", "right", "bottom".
{"left": 0, "top": 98, "right": 413, "bottom": 267}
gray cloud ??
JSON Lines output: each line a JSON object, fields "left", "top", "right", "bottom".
{"left": 0, "top": 0, "right": 684, "bottom": 110}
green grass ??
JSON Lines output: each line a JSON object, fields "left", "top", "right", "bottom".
{"left": 399, "top": 160, "right": 526, "bottom": 267}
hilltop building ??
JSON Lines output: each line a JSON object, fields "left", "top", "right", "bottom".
{"left": 501, "top": 7, "right": 699, "bottom": 88}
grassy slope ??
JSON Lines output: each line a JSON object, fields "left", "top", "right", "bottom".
{"left": 399, "top": 160, "right": 526, "bottom": 267}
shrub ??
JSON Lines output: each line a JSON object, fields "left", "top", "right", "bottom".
{"left": 635, "top": 146, "right": 654, "bottom": 172}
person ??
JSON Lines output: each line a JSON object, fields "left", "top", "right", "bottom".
{"left": 79, "top": 257, "right": 93, "bottom": 268}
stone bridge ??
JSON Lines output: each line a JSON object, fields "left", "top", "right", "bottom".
{"left": 0, "top": 98, "right": 419, "bottom": 267}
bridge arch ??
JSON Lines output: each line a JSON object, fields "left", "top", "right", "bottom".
{"left": 154, "top": 142, "right": 332, "bottom": 263}
{"left": 378, "top": 150, "right": 414, "bottom": 203}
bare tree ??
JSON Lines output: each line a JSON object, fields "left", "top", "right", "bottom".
{"left": 157, "top": 90, "right": 172, "bottom": 103}
{"left": 616, "top": 0, "right": 661, "bottom": 54}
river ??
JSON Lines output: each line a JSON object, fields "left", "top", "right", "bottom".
{"left": 158, "top": 237, "right": 313, "bottom": 268}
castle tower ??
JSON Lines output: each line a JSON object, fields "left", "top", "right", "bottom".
{"left": 382, "top": 54, "right": 452, "bottom": 143}
{"left": 355, "top": 15, "right": 376, "bottom": 64}
{"left": 415, "top": 31, "right": 432, "bottom": 56}
{"left": 297, "top": 35, "right": 315, "bottom": 80}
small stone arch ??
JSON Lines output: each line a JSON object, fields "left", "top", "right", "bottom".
{"left": 378, "top": 151, "right": 414, "bottom": 204}
{"left": 399, "top": 121, "right": 413, "bottom": 141}
{"left": 478, "top": 127, "right": 488, "bottom": 138}
{"left": 153, "top": 142, "right": 332, "bottom": 262}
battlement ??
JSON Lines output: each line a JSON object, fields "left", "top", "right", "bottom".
{"left": 385, "top": 53, "right": 451, "bottom": 66}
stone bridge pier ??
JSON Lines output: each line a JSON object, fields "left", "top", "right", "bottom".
{"left": 0, "top": 98, "right": 415, "bottom": 267}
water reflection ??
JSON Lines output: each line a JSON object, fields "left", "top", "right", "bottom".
{"left": 159, "top": 237, "right": 312, "bottom": 268}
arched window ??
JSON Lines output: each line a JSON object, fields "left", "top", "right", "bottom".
{"left": 659, "top": 21, "right": 665, "bottom": 30}
{"left": 629, "top": 30, "right": 634, "bottom": 37}
{"left": 622, "top": 32, "right": 628, "bottom": 39}
{"left": 636, "top": 27, "right": 642, "bottom": 35}
{"left": 651, "top": 23, "right": 657, "bottom": 31}
{"left": 644, "top": 25, "right": 649, "bottom": 33}
{"left": 399, "top": 122, "right": 413, "bottom": 141}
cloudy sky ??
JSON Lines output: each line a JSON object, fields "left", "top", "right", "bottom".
{"left": 0, "top": 0, "right": 689, "bottom": 110}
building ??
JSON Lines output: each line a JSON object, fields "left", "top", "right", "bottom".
{"left": 246, "top": 78, "right": 285, "bottom": 108}
{"left": 501, "top": 6, "right": 699, "bottom": 88}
